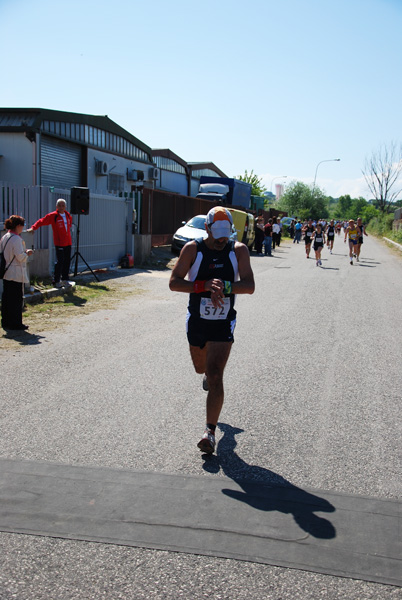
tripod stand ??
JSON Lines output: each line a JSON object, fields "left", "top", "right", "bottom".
{"left": 70, "top": 213, "right": 99, "bottom": 282}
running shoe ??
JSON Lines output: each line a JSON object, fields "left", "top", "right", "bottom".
{"left": 319, "top": 259, "right": 322, "bottom": 266}
{"left": 202, "top": 374, "right": 209, "bottom": 391}
{"left": 350, "top": 258, "right": 353, "bottom": 265}
{"left": 316, "top": 260, "right": 319, "bottom": 266}
{"left": 197, "top": 429, "right": 216, "bottom": 454}
{"left": 356, "top": 256, "right": 359, "bottom": 262}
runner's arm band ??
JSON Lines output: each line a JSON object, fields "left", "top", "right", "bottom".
{"left": 222, "top": 280, "right": 232, "bottom": 295}
{"left": 193, "top": 280, "right": 206, "bottom": 293}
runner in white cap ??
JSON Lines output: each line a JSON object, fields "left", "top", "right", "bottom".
{"left": 169, "top": 206, "right": 255, "bottom": 454}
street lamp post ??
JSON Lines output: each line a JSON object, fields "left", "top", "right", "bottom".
{"left": 313, "top": 159, "right": 340, "bottom": 192}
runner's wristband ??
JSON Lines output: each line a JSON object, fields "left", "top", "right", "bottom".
{"left": 193, "top": 280, "right": 205, "bottom": 293}
{"left": 223, "top": 280, "right": 232, "bottom": 295}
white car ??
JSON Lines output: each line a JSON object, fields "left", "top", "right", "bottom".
{"left": 171, "top": 215, "right": 208, "bottom": 253}
{"left": 171, "top": 213, "right": 237, "bottom": 253}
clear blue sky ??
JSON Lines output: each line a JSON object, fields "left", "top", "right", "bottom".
{"left": 1, "top": 0, "right": 401, "bottom": 198}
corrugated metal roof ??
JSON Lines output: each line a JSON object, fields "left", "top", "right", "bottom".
{"left": 0, "top": 112, "right": 37, "bottom": 127}
{"left": 0, "top": 108, "right": 152, "bottom": 157}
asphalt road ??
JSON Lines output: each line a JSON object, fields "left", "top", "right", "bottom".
{"left": 1, "top": 234, "right": 401, "bottom": 599}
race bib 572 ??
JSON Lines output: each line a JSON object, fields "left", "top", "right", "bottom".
{"left": 200, "top": 298, "right": 230, "bottom": 320}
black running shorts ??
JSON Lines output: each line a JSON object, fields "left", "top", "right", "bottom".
{"left": 186, "top": 315, "right": 236, "bottom": 348}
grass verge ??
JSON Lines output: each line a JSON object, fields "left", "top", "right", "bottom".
{"left": 1, "top": 275, "right": 144, "bottom": 349}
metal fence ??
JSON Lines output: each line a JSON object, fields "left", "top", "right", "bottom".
{"left": 141, "top": 188, "right": 216, "bottom": 245}
{"left": 0, "top": 183, "right": 51, "bottom": 250}
{"left": 1, "top": 182, "right": 133, "bottom": 274}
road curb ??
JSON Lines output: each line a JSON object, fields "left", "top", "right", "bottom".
{"left": 24, "top": 282, "right": 76, "bottom": 304}
{"left": 383, "top": 237, "right": 402, "bottom": 250}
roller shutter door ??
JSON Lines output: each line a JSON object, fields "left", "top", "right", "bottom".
{"left": 41, "top": 136, "right": 82, "bottom": 189}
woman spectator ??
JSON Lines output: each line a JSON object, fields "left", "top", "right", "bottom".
{"left": 272, "top": 218, "right": 281, "bottom": 250}
{"left": 254, "top": 217, "right": 265, "bottom": 255}
{"left": 1, "top": 215, "right": 33, "bottom": 331}
{"left": 263, "top": 218, "right": 273, "bottom": 256}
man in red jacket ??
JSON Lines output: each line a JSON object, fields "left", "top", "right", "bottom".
{"left": 28, "top": 199, "right": 73, "bottom": 287}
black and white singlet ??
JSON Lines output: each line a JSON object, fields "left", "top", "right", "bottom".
{"left": 314, "top": 232, "right": 324, "bottom": 247}
{"left": 187, "top": 239, "right": 239, "bottom": 322}
{"left": 305, "top": 226, "right": 315, "bottom": 244}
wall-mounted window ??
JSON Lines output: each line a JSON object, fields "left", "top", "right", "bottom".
{"left": 39, "top": 119, "right": 150, "bottom": 162}
{"left": 154, "top": 156, "right": 186, "bottom": 174}
{"left": 191, "top": 169, "right": 221, "bottom": 179}
{"left": 108, "top": 173, "right": 124, "bottom": 192}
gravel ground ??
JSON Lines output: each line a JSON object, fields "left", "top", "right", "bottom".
{"left": 0, "top": 235, "right": 401, "bottom": 599}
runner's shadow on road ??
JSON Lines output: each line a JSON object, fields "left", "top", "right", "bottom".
{"left": 2, "top": 331, "right": 45, "bottom": 345}
{"left": 202, "top": 423, "right": 336, "bottom": 540}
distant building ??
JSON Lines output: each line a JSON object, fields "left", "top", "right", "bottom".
{"left": 275, "top": 183, "right": 284, "bottom": 200}
{"left": 151, "top": 149, "right": 189, "bottom": 195}
{"left": 152, "top": 149, "right": 227, "bottom": 197}
{"left": 0, "top": 108, "right": 155, "bottom": 194}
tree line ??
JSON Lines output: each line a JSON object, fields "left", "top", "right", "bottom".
{"left": 237, "top": 142, "right": 402, "bottom": 223}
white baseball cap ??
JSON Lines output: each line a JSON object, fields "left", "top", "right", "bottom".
{"left": 206, "top": 207, "right": 233, "bottom": 239}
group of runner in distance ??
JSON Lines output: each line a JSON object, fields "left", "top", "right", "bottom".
{"left": 300, "top": 217, "right": 368, "bottom": 266}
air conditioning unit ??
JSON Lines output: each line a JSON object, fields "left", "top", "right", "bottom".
{"left": 127, "top": 169, "right": 138, "bottom": 181}
{"left": 127, "top": 169, "right": 145, "bottom": 182}
{"left": 95, "top": 160, "right": 108, "bottom": 176}
{"left": 149, "top": 167, "right": 159, "bottom": 180}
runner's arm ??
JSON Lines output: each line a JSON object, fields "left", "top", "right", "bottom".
{"left": 233, "top": 243, "right": 255, "bottom": 295}
{"left": 169, "top": 242, "right": 224, "bottom": 295}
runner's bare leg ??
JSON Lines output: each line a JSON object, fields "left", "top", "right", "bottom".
{"left": 205, "top": 341, "right": 232, "bottom": 426}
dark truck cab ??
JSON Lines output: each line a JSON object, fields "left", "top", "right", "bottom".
{"left": 195, "top": 176, "right": 252, "bottom": 210}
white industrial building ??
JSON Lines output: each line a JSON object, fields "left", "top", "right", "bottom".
{"left": 0, "top": 108, "right": 228, "bottom": 198}
{"left": 0, "top": 108, "right": 156, "bottom": 194}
